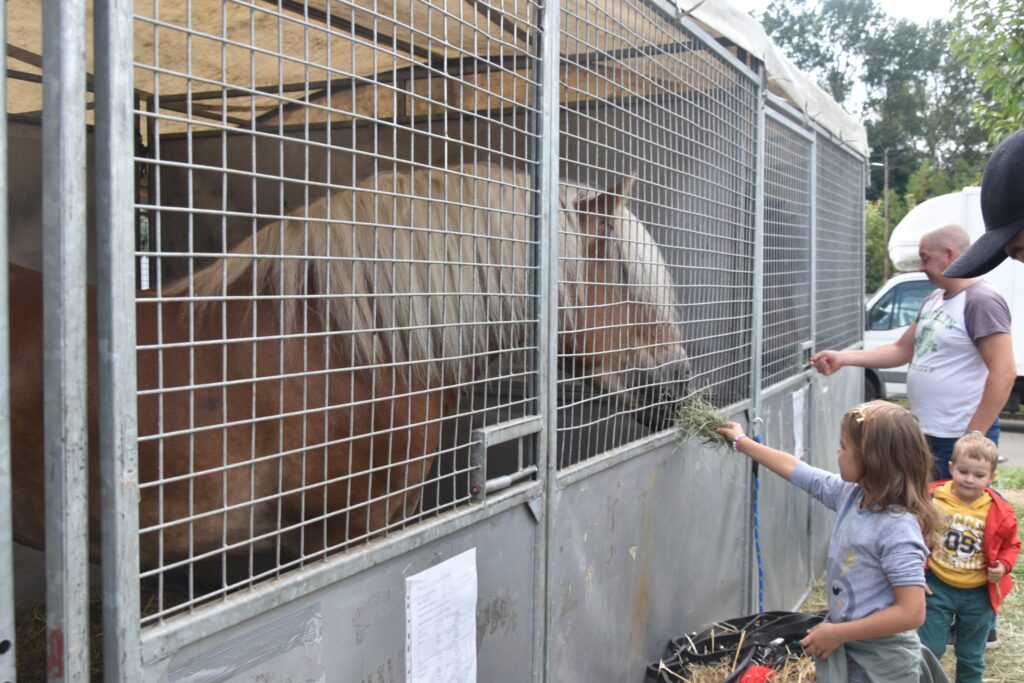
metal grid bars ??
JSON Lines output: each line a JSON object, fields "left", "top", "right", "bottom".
{"left": 555, "top": 0, "right": 758, "bottom": 467}
{"left": 132, "top": 0, "right": 542, "bottom": 624}
{"left": 814, "top": 136, "right": 866, "bottom": 354}
{"left": 761, "top": 113, "right": 812, "bottom": 389}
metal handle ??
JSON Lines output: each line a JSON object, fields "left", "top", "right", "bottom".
{"left": 469, "top": 416, "right": 542, "bottom": 501}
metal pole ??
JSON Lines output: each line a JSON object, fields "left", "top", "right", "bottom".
{"left": 746, "top": 76, "right": 767, "bottom": 614}
{"left": 536, "top": 0, "right": 561, "bottom": 678}
{"left": 882, "top": 148, "right": 890, "bottom": 281}
{"left": 42, "top": 0, "right": 91, "bottom": 679}
{"left": 95, "top": 0, "right": 142, "bottom": 679}
{"left": 0, "top": 2, "right": 17, "bottom": 679}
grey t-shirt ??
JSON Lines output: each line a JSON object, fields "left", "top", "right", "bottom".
{"left": 791, "top": 462, "right": 929, "bottom": 623}
{"left": 908, "top": 279, "right": 1011, "bottom": 437}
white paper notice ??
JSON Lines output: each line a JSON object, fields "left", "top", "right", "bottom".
{"left": 792, "top": 386, "right": 807, "bottom": 459}
{"left": 406, "top": 548, "right": 478, "bottom": 683}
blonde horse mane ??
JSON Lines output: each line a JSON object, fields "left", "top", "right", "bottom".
{"left": 167, "top": 163, "right": 676, "bottom": 387}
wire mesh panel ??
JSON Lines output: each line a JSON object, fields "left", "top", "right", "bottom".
{"left": 762, "top": 114, "right": 812, "bottom": 388}
{"left": 131, "top": 0, "right": 542, "bottom": 624}
{"left": 556, "top": 0, "right": 758, "bottom": 467}
{"left": 814, "top": 136, "right": 865, "bottom": 353}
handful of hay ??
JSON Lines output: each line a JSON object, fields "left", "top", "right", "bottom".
{"left": 674, "top": 392, "right": 731, "bottom": 449}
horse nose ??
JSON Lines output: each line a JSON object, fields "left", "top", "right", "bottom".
{"left": 629, "top": 354, "right": 690, "bottom": 431}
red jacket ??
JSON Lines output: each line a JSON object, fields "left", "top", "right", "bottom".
{"left": 929, "top": 480, "right": 1021, "bottom": 612}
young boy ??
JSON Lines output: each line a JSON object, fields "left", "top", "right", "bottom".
{"left": 918, "top": 433, "right": 1021, "bottom": 683}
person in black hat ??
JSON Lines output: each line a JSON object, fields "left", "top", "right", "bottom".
{"left": 945, "top": 127, "right": 1024, "bottom": 278}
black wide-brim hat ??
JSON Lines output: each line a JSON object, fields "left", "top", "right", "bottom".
{"left": 945, "top": 127, "right": 1024, "bottom": 278}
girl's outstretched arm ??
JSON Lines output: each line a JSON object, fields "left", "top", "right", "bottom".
{"left": 800, "top": 585, "right": 926, "bottom": 660}
{"left": 716, "top": 422, "right": 800, "bottom": 481}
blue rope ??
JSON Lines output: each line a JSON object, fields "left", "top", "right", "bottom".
{"left": 752, "top": 434, "right": 765, "bottom": 612}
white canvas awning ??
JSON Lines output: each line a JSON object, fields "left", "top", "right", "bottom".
{"left": 685, "top": 0, "right": 867, "bottom": 155}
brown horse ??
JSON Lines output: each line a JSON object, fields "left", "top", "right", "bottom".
{"left": 9, "top": 163, "right": 689, "bottom": 583}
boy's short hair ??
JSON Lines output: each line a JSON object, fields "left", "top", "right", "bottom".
{"left": 951, "top": 432, "right": 1000, "bottom": 472}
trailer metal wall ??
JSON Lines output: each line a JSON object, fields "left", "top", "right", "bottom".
{"left": 4, "top": 0, "right": 868, "bottom": 679}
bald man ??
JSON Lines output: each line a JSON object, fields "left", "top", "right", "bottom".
{"left": 812, "top": 224, "right": 1015, "bottom": 479}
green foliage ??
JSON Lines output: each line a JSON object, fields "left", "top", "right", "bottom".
{"left": 760, "top": 0, "right": 997, "bottom": 300}
{"left": 997, "top": 465, "right": 1024, "bottom": 490}
{"left": 864, "top": 202, "right": 887, "bottom": 295}
{"left": 951, "top": 0, "right": 1024, "bottom": 143}
{"left": 904, "top": 160, "right": 953, "bottom": 206}
{"left": 864, "top": 194, "right": 908, "bottom": 294}
{"left": 861, "top": 18, "right": 989, "bottom": 201}
{"left": 760, "top": 1, "right": 989, "bottom": 203}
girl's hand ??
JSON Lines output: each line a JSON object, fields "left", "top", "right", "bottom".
{"left": 988, "top": 562, "right": 1006, "bottom": 583}
{"left": 800, "top": 622, "right": 844, "bottom": 661}
{"left": 716, "top": 422, "right": 745, "bottom": 444}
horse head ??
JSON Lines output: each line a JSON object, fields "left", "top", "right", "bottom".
{"left": 560, "top": 175, "right": 691, "bottom": 431}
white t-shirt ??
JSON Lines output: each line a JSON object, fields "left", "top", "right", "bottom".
{"left": 907, "top": 280, "right": 1011, "bottom": 437}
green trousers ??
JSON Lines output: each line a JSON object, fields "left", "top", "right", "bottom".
{"left": 918, "top": 571, "right": 992, "bottom": 683}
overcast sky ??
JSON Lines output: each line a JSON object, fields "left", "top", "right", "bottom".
{"left": 734, "top": 0, "right": 952, "bottom": 23}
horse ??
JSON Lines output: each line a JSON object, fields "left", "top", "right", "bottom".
{"left": 8, "top": 163, "right": 690, "bottom": 582}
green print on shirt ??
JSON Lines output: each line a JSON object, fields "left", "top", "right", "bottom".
{"left": 914, "top": 323, "right": 939, "bottom": 358}
{"left": 911, "top": 309, "right": 960, "bottom": 368}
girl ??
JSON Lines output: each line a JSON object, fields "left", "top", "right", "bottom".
{"left": 717, "top": 400, "right": 947, "bottom": 683}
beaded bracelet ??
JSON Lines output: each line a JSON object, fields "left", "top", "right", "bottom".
{"left": 733, "top": 434, "right": 748, "bottom": 451}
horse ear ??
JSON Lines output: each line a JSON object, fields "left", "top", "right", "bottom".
{"left": 615, "top": 169, "right": 637, "bottom": 198}
{"left": 575, "top": 171, "right": 636, "bottom": 236}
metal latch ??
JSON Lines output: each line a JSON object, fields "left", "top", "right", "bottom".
{"left": 469, "top": 416, "right": 542, "bottom": 502}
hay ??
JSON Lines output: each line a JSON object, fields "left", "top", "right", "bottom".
{"left": 16, "top": 593, "right": 105, "bottom": 680}
{"left": 675, "top": 392, "right": 731, "bottom": 449}
{"left": 15, "top": 583, "right": 184, "bottom": 679}
{"left": 676, "top": 656, "right": 816, "bottom": 682}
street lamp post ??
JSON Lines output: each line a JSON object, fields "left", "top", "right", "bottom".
{"left": 871, "top": 150, "right": 891, "bottom": 281}
{"left": 882, "top": 149, "right": 890, "bottom": 281}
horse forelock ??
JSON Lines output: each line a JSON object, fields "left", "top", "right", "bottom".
{"left": 172, "top": 164, "right": 678, "bottom": 388}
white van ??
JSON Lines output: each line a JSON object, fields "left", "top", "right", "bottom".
{"left": 863, "top": 187, "right": 1024, "bottom": 411}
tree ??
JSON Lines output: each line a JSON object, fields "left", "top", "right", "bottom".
{"left": 861, "top": 19, "right": 987, "bottom": 200}
{"left": 865, "top": 194, "right": 908, "bottom": 294}
{"left": 759, "top": 2, "right": 986, "bottom": 202}
{"left": 760, "top": 0, "right": 884, "bottom": 106}
{"left": 758, "top": 1, "right": 989, "bottom": 292}
{"left": 950, "top": 0, "right": 1024, "bottom": 142}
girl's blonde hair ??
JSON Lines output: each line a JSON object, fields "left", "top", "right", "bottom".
{"left": 841, "top": 400, "right": 941, "bottom": 549}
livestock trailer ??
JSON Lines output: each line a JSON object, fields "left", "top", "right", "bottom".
{"left": 2, "top": 0, "right": 866, "bottom": 679}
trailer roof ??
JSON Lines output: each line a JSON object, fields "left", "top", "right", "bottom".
{"left": 8, "top": 0, "right": 865, "bottom": 155}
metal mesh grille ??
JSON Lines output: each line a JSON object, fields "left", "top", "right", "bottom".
{"left": 814, "top": 137, "right": 864, "bottom": 353}
{"left": 133, "top": 0, "right": 541, "bottom": 624}
{"left": 762, "top": 115, "right": 812, "bottom": 388}
{"left": 556, "top": 0, "right": 758, "bottom": 467}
